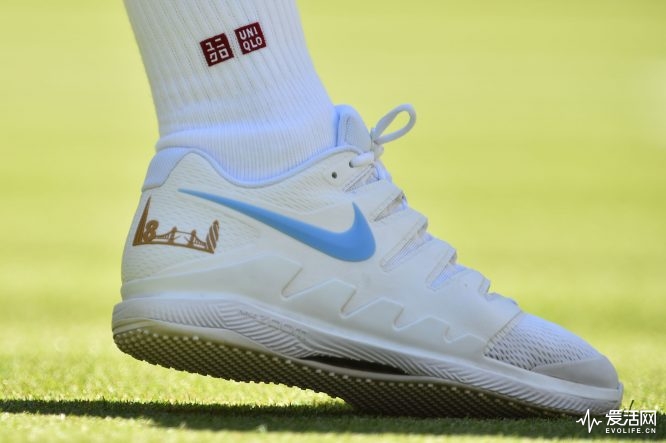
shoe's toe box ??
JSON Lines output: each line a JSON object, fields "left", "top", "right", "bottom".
{"left": 485, "top": 313, "right": 620, "bottom": 389}
{"left": 532, "top": 354, "right": 619, "bottom": 389}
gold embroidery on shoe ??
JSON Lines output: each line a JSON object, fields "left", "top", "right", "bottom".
{"left": 132, "top": 197, "right": 220, "bottom": 254}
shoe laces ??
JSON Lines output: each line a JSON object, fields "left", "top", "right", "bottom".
{"left": 349, "top": 104, "right": 417, "bottom": 178}
{"left": 348, "top": 104, "right": 417, "bottom": 215}
{"left": 348, "top": 104, "right": 471, "bottom": 289}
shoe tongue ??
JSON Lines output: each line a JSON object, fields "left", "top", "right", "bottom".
{"left": 336, "top": 105, "right": 372, "bottom": 151}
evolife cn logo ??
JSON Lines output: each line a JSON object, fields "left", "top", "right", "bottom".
{"left": 577, "top": 408, "right": 658, "bottom": 435}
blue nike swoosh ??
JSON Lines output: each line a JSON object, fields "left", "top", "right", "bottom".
{"left": 179, "top": 189, "right": 376, "bottom": 262}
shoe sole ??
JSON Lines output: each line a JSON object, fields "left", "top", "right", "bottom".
{"left": 112, "top": 299, "right": 589, "bottom": 418}
{"left": 113, "top": 323, "right": 575, "bottom": 418}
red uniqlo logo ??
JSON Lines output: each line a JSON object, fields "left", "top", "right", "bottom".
{"left": 234, "top": 22, "right": 267, "bottom": 55}
{"left": 200, "top": 33, "right": 234, "bottom": 66}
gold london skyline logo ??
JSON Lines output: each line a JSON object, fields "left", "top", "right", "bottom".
{"left": 132, "top": 197, "right": 220, "bottom": 254}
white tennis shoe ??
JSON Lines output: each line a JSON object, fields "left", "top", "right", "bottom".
{"left": 112, "top": 104, "right": 622, "bottom": 417}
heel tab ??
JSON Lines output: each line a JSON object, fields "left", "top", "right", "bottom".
{"left": 143, "top": 148, "right": 213, "bottom": 191}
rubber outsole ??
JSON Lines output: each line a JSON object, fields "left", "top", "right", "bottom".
{"left": 113, "top": 322, "right": 571, "bottom": 418}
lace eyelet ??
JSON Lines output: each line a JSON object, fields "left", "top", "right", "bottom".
{"left": 331, "top": 171, "right": 338, "bottom": 179}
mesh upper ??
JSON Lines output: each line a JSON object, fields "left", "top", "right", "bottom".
{"left": 484, "top": 314, "right": 598, "bottom": 371}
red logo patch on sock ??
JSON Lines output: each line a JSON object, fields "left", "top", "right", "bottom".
{"left": 200, "top": 33, "right": 234, "bottom": 66}
{"left": 234, "top": 22, "right": 267, "bottom": 55}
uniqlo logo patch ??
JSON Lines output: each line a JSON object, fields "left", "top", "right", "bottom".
{"left": 200, "top": 33, "right": 234, "bottom": 66}
{"left": 234, "top": 22, "right": 267, "bottom": 55}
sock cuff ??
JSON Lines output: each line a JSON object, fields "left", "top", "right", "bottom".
{"left": 125, "top": 0, "right": 337, "bottom": 181}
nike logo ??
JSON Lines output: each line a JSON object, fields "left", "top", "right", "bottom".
{"left": 179, "top": 189, "right": 376, "bottom": 262}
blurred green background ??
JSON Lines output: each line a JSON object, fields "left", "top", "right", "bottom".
{"left": 0, "top": 0, "right": 664, "bottom": 440}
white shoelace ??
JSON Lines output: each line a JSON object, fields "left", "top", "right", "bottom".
{"left": 349, "top": 104, "right": 417, "bottom": 171}
{"left": 348, "top": 104, "right": 469, "bottom": 288}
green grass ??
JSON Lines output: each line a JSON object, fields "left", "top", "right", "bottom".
{"left": 1, "top": 0, "right": 665, "bottom": 441}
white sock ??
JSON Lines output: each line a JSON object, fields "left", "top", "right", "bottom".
{"left": 124, "top": 0, "right": 337, "bottom": 182}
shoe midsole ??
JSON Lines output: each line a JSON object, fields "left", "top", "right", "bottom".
{"left": 112, "top": 293, "right": 621, "bottom": 413}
